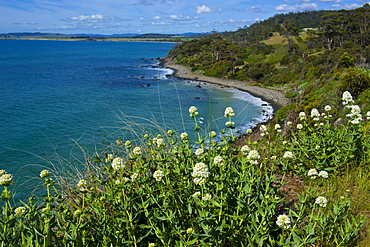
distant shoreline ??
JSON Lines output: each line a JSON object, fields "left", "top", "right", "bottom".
{"left": 161, "top": 57, "right": 291, "bottom": 111}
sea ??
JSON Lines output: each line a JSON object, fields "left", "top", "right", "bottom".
{"left": 0, "top": 39, "right": 273, "bottom": 198}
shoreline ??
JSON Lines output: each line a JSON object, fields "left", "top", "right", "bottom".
{"left": 161, "top": 57, "right": 291, "bottom": 111}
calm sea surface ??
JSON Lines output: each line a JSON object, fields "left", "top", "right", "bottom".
{"left": 0, "top": 39, "right": 272, "bottom": 197}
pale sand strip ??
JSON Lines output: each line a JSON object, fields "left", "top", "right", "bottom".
{"left": 164, "top": 58, "right": 291, "bottom": 110}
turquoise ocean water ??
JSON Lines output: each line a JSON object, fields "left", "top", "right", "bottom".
{"left": 0, "top": 39, "right": 272, "bottom": 197}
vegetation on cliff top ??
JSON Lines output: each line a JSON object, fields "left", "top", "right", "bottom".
{"left": 168, "top": 4, "right": 370, "bottom": 118}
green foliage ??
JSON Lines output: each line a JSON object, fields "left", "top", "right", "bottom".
{"left": 340, "top": 68, "right": 370, "bottom": 97}
{"left": 339, "top": 52, "right": 355, "bottom": 68}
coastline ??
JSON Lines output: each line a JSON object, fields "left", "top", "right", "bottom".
{"left": 162, "top": 57, "right": 291, "bottom": 111}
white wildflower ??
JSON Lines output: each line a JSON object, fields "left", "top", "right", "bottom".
{"left": 240, "top": 145, "right": 250, "bottom": 155}
{"left": 153, "top": 170, "right": 164, "bottom": 181}
{"left": 111, "top": 157, "right": 124, "bottom": 170}
{"left": 156, "top": 138, "right": 165, "bottom": 148}
{"left": 296, "top": 123, "right": 303, "bottom": 130}
{"left": 318, "top": 170, "right": 329, "bottom": 178}
{"left": 213, "top": 156, "right": 224, "bottom": 166}
{"left": 224, "top": 107, "right": 235, "bottom": 117}
{"left": 40, "top": 170, "right": 50, "bottom": 178}
{"left": 133, "top": 146, "right": 142, "bottom": 155}
{"left": 298, "top": 111, "right": 307, "bottom": 121}
{"left": 342, "top": 91, "right": 354, "bottom": 105}
{"left": 225, "top": 121, "right": 235, "bottom": 127}
{"left": 14, "top": 207, "right": 27, "bottom": 217}
{"left": 324, "top": 105, "right": 332, "bottom": 112}
{"left": 209, "top": 131, "right": 217, "bottom": 138}
{"left": 189, "top": 106, "right": 199, "bottom": 117}
{"left": 131, "top": 173, "right": 139, "bottom": 181}
{"left": 0, "top": 173, "right": 13, "bottom": 186}
{"left": 275, "top": 124, "right": 282, "bottom": 132}
{"left": 180, "top": 132, "right": 188, "bottom": 140}
{"left": 260, "top": 125, "right": 268, "bottom": 136}
{"left": 315, "top": 196, "right": 328, "bottom": 207}
{"left": 367, "top": 111, "right": 370, "bottom": 120}
{"left": 192, "top": 191, "right": 201, "bottom": 198}
{"left": 202, "top": 194, "right": 212, "bottom": 201}
{"left": 247, "top": 150, "right": 260, "bottom": 164}
{"left": 189, "top": 106, "right": 197, "bottom": 114}
{"left": 308, "top": 169, "right": 318, "bottom": 178}
{"left": 192, "top": 162, "right": 210, "bottom": 185}
{"left": 311, "top": 108, "right": 320, "bottom": 121}
{"left": 276, "top": 214, "right": 291, "bottom": 229}
{"left": 195, "top": 148, "right": 204, "bottom": 156}
{"left": 283, "top": 151, "right": 294, "bottom": 159}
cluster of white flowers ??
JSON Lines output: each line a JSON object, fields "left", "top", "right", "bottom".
{"left": 296, "top": 123, "right": 303, "bottom": 130}
{"left": 180, "top": 132, "right": 188, "bottom": 140}
{"left": 283, "top": 151, "right": 294, "bottom": 159}
{"left": 274, "top": 124, "right": 282, "bottom": 133}
{"left": 0, "top": 171, "right": 13, "bottom": 186}
{"left": 260, "top": 125, "right": 268, "bottom": 136}
{"left": 307, "top": 169, "right": 328, "bottom": 179}
{"left": 224, "top": 107, "right": 235, "bottom": 117}
{"left": 156, "top": 138, "right": 165, "bottom": 148}
{"left": 195, "top": 148, "right": 204, "bottom": 156}
{"left": 14, "top": 207, "right": 27, "bottom": 217}
{"left": 189, "top": 106, "right": 199, "bottom": 117}
{"left": 315, "top": 196, "right": 328, "bottom": 207}
{"left": 192, "top": 191, "right": 201, "bottom": 198}
{"left": 40, "top": 169, "right": 50, "bottom": 178}
{"left": 276, "top": 214, "right": 291, "bottom": 229}
{"left": 209, "top": 131, "right": 217, "bottom": 138}
{"left": 213, "top": 156, "right": 224, "bottom": 166}
{"left": 311, "top": 108, "right": 320, "bottom": 121}
{"left": 346, "top": 105, "right": 363, "bottom": 124}
{"left": 133, "top": 146, "right": 142, "bottom": 156}
{"left": 191, "top": 162, "right": 210, "bottom": 185}
{"left": 342, "top": 91, "right": 354, "bottom": 106}
{"left": 225, "top": 121, "right": 235, "bottom": 128}
{"left": 131, "top": 173, "right": 139, "bottom": 181}
{"left": 367, "top": 111, "right": 370, "bottom": 120}
{"left": 240, "top": 145, "right": 250, "bottom": 155}
{"left": 202, "top": 193, "right": 212, "bottom": 201}
{"left": 111, "top": 157, "right": 124, "bottom": 170}
{"left": 324, "top": 105, "right": 332, "bottom": 112}
{"left": 153, "top": 170, "right": 164, "bottom": 181}
{"left": 247, "top": 150, "right": 260, "bottom": 164}
{"left": 298, "top": 111, "right": 307, "bottom": 121}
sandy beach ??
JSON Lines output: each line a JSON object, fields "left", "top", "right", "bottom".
{"left": 163, "top": 58, "right": 291, "bottom": 110}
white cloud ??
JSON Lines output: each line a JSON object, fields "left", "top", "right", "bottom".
{"left": 68, "top": 14, "right": 109, "bottom": 22}
{"left": 318, "top": 0, "right": 342, "bottom": 2}
{"left": 275, "top": 3, "right": 318, "bottom": 12}
{"left": 247, "top": 6, "right": 263, "bottom": 12}
{"left": 197, "top": 5, "right": 211, "bottom": 14}
{"left": 169, "top": 15, "right": 195, "bottom": 21}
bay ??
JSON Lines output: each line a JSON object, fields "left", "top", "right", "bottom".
{"left": 0, "top": 39, "right": 272, "bottom": 197}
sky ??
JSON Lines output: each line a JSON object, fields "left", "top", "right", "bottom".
{"left": 0, "top": 0, "right": 369, "bottom": 35}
